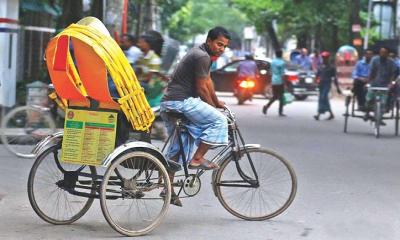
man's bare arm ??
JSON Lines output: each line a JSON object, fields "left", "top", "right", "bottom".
{"left": 206, "top": 76, "right": 224, "bottom": 108}
{"left": 196, "top": 77, "right": 216, "bottom": 107}
{"left": 142, "top": 72, "right": 153, "bottom": 82}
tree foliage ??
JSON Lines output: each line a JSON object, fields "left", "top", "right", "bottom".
{"left": 233, "top": 0, "right": 367, "bottom": 52}
{"left": 166, "top": 0, "right": 248, "bottom": 42}
{"left": 125, "top": 0, "right": 188, "bottom": 37}
{"left": 158, "top": 0, "right": 188, "bottom": 32}
{"left": 56, "top": 0, "right": 83, "bottom": 29}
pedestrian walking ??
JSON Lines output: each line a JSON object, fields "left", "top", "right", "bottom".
{"left": 314, "top": 51, "right": 341, "bottom": 120}
{"left": 262, "top": 49, "right": 286, "bottom": 116}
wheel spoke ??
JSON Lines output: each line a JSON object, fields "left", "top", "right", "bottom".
{"left": 28, "top": 145, "right": 95, "bottom": 224}
{"left": 1, "top": 106, "right": 56, "bottom": 158}
{"left": 215, "top": 148, "right": 296, "bottom": 220}
{"left": 100, "top": 151, "right": 170, "bottom": 237}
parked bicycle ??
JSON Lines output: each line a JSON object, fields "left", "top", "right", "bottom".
{"left": 0, "top": 84, "right": 65, "bottom": 158}
{"left": 27, "top": 105, "right": 297, "bottom": 237}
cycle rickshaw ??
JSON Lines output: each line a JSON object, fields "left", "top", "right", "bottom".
{"left": 27, "top": 17, "right": 297, "bottom": 237}
{"left": 343, "top": 82, "right": 400, "bottom": 138}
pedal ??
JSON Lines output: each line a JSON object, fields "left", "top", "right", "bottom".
{"left": 167, "top": 160, "right": 182, "bottom": 172}
{"left": 209, "top": 145, "right": 223, "bottom": 150}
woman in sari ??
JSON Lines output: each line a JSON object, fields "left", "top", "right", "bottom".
{"left": 314, "top": 51, "right": 342, "bottom": 120}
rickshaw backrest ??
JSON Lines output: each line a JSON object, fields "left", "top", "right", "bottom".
{"left": 71, "top": 37, "right": 118, "bottom": 108}
{"left": 45, "top": 19, "right": 155, "bottom": 131}
{"left": 46, "top": 35, "right": 89, "bottom": 106}
{"left": 47, "top": 35, "right": 119, "bottom": 109}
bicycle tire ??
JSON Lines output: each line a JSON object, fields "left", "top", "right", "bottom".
{"left": 214, "top": 148, "right": 297, "bottom": 221}
{"left": 375, "top": 101, "right": 381, "bottom": 138}
{"left": 343, "top": 96, "right": 351, "bottom": 133}
{"left": 395, "top": 100, "right": 399, "bottom": 136}
{"left": 27, "top": 144, "right": 96, "bottom": 224}
{"left": 100, "top": 151, "right": 171, "bottom": 237}
{"left": 1, "top": 106, "right": 56, "bottom": 158}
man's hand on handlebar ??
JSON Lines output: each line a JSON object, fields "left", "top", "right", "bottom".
{"left": 216, "top": 100, "right": 226, "bottom": 108}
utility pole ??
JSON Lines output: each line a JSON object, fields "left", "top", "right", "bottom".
{"left": 104, "top": 0, "right": 124, "bottom": 39}
{"left": 135, "top": 2, "right": 142, "bottom": 37}
{"left": 350, "top": 0, "right": 362, "bottom": 55}
{"left": 90, "top": 0, "right": 104, "bottom": 21}
{"left": 142, "top": 0, "right": 157, "bottom": 32}
{"left": 363, "top": 0, "right": 373, "bottom": 50}
{"left": 397, "top": 0, "right": 400, "bottom": 54}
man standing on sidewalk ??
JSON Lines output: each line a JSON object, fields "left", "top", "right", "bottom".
{"left": 262, "top": 49, "right": 286, "bottom": 116}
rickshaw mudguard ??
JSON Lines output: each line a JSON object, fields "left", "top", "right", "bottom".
{"left": 211, "top": 144, "right": 261, "bottom": 197}
{"left": 101, "top": 141, "right": 171, "bottom": 170}
{"left": 32, "top": 132, "right": 64, "bottom": 156}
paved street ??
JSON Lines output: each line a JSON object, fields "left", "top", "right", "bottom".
{"left": 1, "top": 95, "right": 400, "bottom": 240}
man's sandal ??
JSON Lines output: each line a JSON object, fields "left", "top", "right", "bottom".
{"left": 188, "top": 159, "right": 219, "bottom": 170}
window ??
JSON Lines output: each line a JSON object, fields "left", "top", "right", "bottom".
{"left": 224, "top": 62, "right": 240, "bottom": 72}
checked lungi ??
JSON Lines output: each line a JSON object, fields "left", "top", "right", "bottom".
{"left": 160, "top": 97, "right": 228, "bottom": 163}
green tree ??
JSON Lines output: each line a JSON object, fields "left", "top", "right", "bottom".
{"left": 166, "top": 0, "right": 248, "bottom": 42}
{"left": 126, "top": 0, "right": 188, "bottom": 37}
{"left": 56, "top": 0, "right": 83, "bottom": 29}
{"left": 233, "top": 0, "right": 360, "bottom": 52}
{"left": 158, "top": 0, "right": 188, "bottom": 33}
{"left": 232, "top": 0, "right": 284, "bottom": 50}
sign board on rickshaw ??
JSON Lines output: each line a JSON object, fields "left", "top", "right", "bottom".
{"left": 335, "top": 45, "right": 358, "bottom": 89}
{"left": 61, "top": 108, "right": 117, "bottom": 166}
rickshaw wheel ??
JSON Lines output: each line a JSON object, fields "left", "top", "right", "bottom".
{"left": 100, "top": 151, "right": 171, "bottom": 237}
{"left": 27, "top": 144, "right": 96, "bottom": 224}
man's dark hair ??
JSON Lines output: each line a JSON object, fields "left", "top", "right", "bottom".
{"left": 206, "top": 26, "right": 231, "bottom": 41}
{"left": 275, "top": 49, "right": 283, "bottom": 58}
{"left": 245, "top": 53, "right": 254, "bottom": 60}
{"left": 122, "top": 34, "right": 137, "bottom": 45}
{"left": 379, "top": 46, "right": 390, "bottom": 53}
{"left": 141, "top": 31, "right": 164, "bottom": 56}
